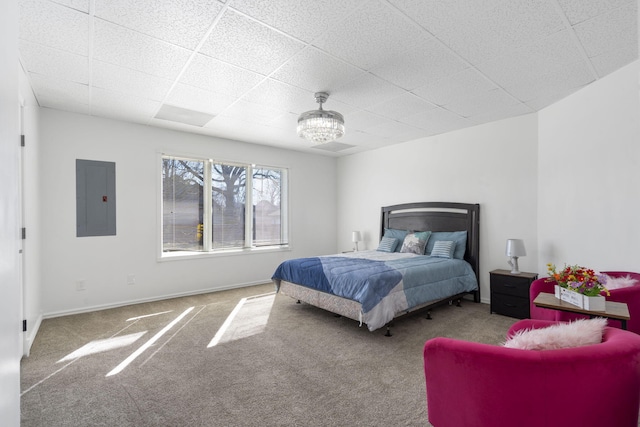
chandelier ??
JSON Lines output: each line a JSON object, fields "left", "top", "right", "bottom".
{"left": 297, "top": 92, "right": 345, "bottom": 143}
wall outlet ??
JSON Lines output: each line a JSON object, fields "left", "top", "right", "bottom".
{"left": 76, "top": 280, "right": 86, "bottom": 291}
{"left": 127, "top": 274, "right": 136, "bottom": 285}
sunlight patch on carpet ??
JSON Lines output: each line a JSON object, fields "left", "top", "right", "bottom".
{"left": 208, "top": 292, "right": 275, "bottom": 348}
{"left": 58, "top": 331, "right": 147, "bottom": 363}
{"left": 106, "top": 307, "right": 194, "bottom": 377}
{"left": 127, "top": 310, "right": 173, "bottom": 322}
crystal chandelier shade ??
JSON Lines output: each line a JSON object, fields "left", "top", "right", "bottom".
{"left": 297, "top": 92, "right": 345, "bottom": 143}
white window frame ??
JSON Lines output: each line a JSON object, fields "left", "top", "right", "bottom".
{"left": 158, "top": 153, "right": 289, "bottom": 260}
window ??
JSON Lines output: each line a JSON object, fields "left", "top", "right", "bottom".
{"left": 162, "top": 156, "right": 288, "bottom": 255}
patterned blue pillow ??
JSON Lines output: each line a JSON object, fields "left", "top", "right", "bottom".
{"left": 377, "top": 236, "right": 399, "bottom": 252}
{"left": 400, "top": 231, "right": 431, "bottom": 255}
{"left": 430, "top": 240, "right": 455, "bottom": 258}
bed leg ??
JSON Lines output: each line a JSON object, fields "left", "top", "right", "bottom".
{"left": 384, "top": 326, "right": 392, "bottom": 337}
{"left": 426, "top": 311, "right": 432, "bottom": 320}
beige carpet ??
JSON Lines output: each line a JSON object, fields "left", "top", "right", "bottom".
{"left": 21, "top": 283, "right": 517, "bottom": 426}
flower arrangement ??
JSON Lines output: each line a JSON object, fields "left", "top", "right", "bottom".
{"left": 546, "top": 263, "right": 610, "bottom": 297}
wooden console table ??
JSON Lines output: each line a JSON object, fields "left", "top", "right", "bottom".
{"left": 533, "top": 292, "right": 630, "bottom": 330}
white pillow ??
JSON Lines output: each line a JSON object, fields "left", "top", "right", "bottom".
{"left": 604, "top": 274, "right": 638, "bottom": 290}
{"left": 503, "top": 318, "right": 607, "bottom": 350}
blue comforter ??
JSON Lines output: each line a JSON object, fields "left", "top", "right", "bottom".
{"left": 272, "top": 251, "right": 478, "bottom": 331}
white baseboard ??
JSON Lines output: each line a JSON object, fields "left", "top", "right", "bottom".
{"left": 23, "top": 313, "right": 43, "bottom": 358}
{"left": 42, "top": 279, "right": 275, "bottom": 319}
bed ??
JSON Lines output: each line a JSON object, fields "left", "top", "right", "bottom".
{"left": 272, "top": 202, "right": 480, "bottom": 334}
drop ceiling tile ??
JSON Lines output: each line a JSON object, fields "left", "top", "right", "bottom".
{"left": 366, "top": 93, "right": 437, "bottom": 120}
{"left": 412, "top": 68, "right": 497, "bottom": 106}
{"left": 219, "top": 100, "right": 284, "bottom": 126}
{"left": 20, "top": 40, "right": 88, "bottom": 84}
{"left": 388, "top": 0, "right": 505, "bottom": 37}
{"left": 93, "top": 19, "right": 192, "bottom": 80}
{"left": 179, "top": 53, "right": 265, "bottom": 97}
{"left": 270, "top": 47, "right": 365, "bottom": 93}
{"left": 266, "top": 111, "right": 299, "bottom": 130}
{"left": 555, "top": 0, "right": 634, "bottom": 25}
{"left": 310, "top": 141, "right": 356, "bottom": 153}
{"left": 340, "top": 129, "right": 392, "bottom": 147}
{"left": 199, "top": 9, "right": 305, "bottom": 75}
{"left": 166, "top": 83, "right": 236, "bottom": 115}
{"left": 394, "top": 126, "right": 432, "bottom": 142}
{"left": 19, "top": 0, "right": 89, "bottom": 55}
{"left": 345, "top": 110, "right": 394, "bottom": 132}
{"left": 426, "top": 0, "right": 566, "bottom": 64}
{"left": 230, "top": 0, "right": 368, "bottom": 42}
{"left": 524, "top": 87, "right": 580, "bottom": 110}
{"left": 399, "top": 107, "right": 470, "bottom": 132}
{"left": 365, "top": 120, "right": 425, "bottom": 139}
{"left": 90, "top": 87, "right": 161, "bottom": 122}
{"left": 92, "top": 60, "right": 174, "bottom": 101}
{"left": 41, "top": 101, "right": 91, "bottom": 115}
{"left": 476, "top": 30, "right": 585, "bottom": 91}
{"left": 51, "top": 0, "right": 89, "bottom": 13}
{"left": 573, "top": 2, "right": 638, "bottom": 58}
{"left": 467, "top": 102, "right": 533, "bottom": 124}
{"left": 29, "top": 73, "right": 89, "bottom": 106}
{"left": 240, "top": 78, "right": 319, "bottom": 114}
{"left": 590, "top": 46, "right": 638, "bottom": 77}
{"left": 504, "top": 61, "right": 595, "bottom": 101}
{"left": 331, "top": 73, "right": 406, "bottom": 109}
{"left": 94, "top": 0, "right": 224, "bottom": 50}
{"left": 369, "top": 36, "right": 470, "bottom": 90}
{"left": 313, "top": 0, "right": 427, "bottom": 70}
{"left": 205, "top": 114, "right": 278, "bottom": 144}
{"left": 443, "top": 88, "right": 519, "bottom": 117}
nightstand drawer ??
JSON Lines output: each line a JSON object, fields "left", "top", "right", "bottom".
{"left": 491, "top": 293, "right": 530, "bottom": 319}
{"left": 490, "top": 275, "right": 530, "bottom": 298}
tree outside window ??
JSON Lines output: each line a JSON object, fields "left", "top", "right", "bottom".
{"left": 162, "top": 156, "right": 287, "bottom": 254}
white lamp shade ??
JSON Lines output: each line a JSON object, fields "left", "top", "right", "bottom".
{"left": 505, "top": 239, "right": 526, "bottom": 257}
{"left": 352, "top": 231, "right": 361, "bottom": 242}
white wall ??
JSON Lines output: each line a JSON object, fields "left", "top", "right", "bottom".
{"left": 39, "top": 109, "right": 337, "bottom": 316}
{"left": 0, "top": 0, "right": 22, "bottom": 424}
{"left": 337, "top": 114, "right": 539, "bottom": 302}
{"left": 20, "top": 66, "right": 42, "bottom": 356}
{"left": 538, "top": 60, "right": 640, "bottom": 273}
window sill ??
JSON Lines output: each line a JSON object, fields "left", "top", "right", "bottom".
{"left": 158, "top": 245, "right": 291, "bottom": 262}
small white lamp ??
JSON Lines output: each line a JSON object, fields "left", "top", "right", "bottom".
{"left": 505, "top": 239, "right": 526, "bottom": 274}
{"left": 352, "top": 231, "right": 361, "bottom": 252}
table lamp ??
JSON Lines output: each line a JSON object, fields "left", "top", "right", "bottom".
{"left": 352, "top": 231, "right": 361, "bottom": 251}
{"left": 505, "top": 239, "right": 526, "bottom": 274}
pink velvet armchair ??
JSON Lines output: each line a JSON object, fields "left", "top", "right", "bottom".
{"left": 423, "top": 319, "right": 640, "bottom": 427}
{"left": 530, "top": 271, "right": 640, "bottom": 334}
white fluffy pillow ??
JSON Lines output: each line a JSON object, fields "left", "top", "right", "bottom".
{"left": 503, "top": 318, "right": 607, "bottom": 350}
{"left": 604, "top": 274, "right": 638, "bottom": 290}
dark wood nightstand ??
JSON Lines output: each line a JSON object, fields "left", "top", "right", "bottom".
{"left": 490, "top": 269, "right": 538, "bottom": 319}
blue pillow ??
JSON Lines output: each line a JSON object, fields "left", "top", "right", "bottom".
{"left": 377, "top": 236, "right": 399, "bottom": 253}
{"left": 426, "top": 231, "right": 467, "bottom": 259}
{"left": 430, "top": 240, "right": 455, "bottom": 258}
{"left": 383, "top": 228, "right": 410, "bottom": 252}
